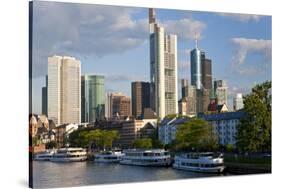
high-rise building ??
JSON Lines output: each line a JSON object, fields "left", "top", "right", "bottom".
{"left": 48, "top": 55, "right": 81, "bottom": 125}
{"left": 202, "top": 58, "right": 212, "bottom": 90}
{"left": 81, "top": 75, "right": 105, "bottom": 123}
{"left": 187, "top": 85, "right": 197, "bottom": 115}
{"left": 191, "top": 44, "right": 204, "bottom": 90}
{"left": 233, "top": 93, "right": 244, "bottom": 111}
{"left": 181, "top": 79, "right": 188, "bottom": 98}
{"left": 131, "top": 82, "right": 150, "bottom": 119}
{"left": 41, "top": 75, "right": 48, "bottom": 116}
{"left": 108, "top": 92, "right": 131, "bottom": 118}
{"left": 149, "top": 8, "right": 178, "bottom": 119}
{"left": 179, "top": 80, "right": 197, "bottom": 116}
{"left": 196, "top": 88, "right": 210, "bottom": 113}
{"left": 214, "top": 80, "right": 228, "bottom": 106}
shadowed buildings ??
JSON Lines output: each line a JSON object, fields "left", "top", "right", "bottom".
{"left": 41, "top": 75, "right": 48, "bottom": 116}
{"left": 81, "top": 75, "right": 105, "bottom": 123}
{"left": 190, "top": 38, "right": 213, "bottom": 114}
{"left": 178, "top": 79, "right": 197, "bottom": 116}
{"left": 107, "top": 92, "right": 131, "bottom": 119}
{"left": 47, "top": 55, "right": 81, "bottom": 125}
{"left": 149, "top": 8, "right": 178, "bottom": 119}
{"left": 214, "top": 80, "right": 228, "bottom": 106}
{"left": 202, "top": 58, "right": 212, "bottom": 90}
{"left": 131, "top": 81, "right": 150, "bottom": 119}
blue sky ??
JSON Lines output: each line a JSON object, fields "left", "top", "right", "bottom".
{"left": 31, "top": 1, "right": 272, "bottom": 114}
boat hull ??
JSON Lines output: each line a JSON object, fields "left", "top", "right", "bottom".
{"left": 173, "top": 164, "right": 225, "bottom": 173}
{"left": 51, "top": 157, "right": 88, "bottom": 162}
{"left": 120, "top": 159, "right": 171, "bottom": 167}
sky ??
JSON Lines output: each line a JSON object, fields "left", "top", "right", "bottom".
{"left": 31, "top": 1, "right": 272, "bottom": 114}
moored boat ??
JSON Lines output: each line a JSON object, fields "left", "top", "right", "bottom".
{"left": 94, "top": 151, "right": 124, "bottom": 163}
{"left": 120, "top": 149, "right": 171, "bottom": 166}
{"left": 173, "top": 152, "right": 225, "bottom": 173}
{"left": 51, "top": 148, "right": 88, "bottom": 162}
{"left": 34, "top": 150, "right": 56, "bottom": 161}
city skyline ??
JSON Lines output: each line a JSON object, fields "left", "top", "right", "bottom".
{"left": 31, "top": 1, "right": 272, "bottom": 114}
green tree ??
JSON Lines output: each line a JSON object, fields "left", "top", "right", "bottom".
{"left": 132, "top": 138, "right": 153, "bottom": 149}
{"left": 68, "top": 129, "right": 120, "bottom": 151}
{"left": 45, "top": 141, "right": 57, "bottom": 149}
{"left": 100, "top": 130, "right": 120, "bottom": 150}
{"left": 225, "top": 144, "right": 234, "bottom": 152}
{"left": 148, "top": 129, "right": 164, "bottom": 148}
{"left": 32, "top": 136, "right": 40, "bottom": 147}
{"left": 236, "top": 81, "right": 272, "bottom": 152}
{"left": 175, "top": 118, "right": 218, "bottom": 152}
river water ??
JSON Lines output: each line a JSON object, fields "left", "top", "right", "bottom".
{"left": 32, "top": 161, "right": 227, "bottom": 188}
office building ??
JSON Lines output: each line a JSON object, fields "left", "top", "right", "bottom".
{"left": 196, "top": 88, "right": 210, "bottom": 113}
{"left": 149, "top": 8, "right": 178, "bottom": 119}
{"left": 41, "top": 75, "right": 48, "bottom": 116}
{"left": 233, "top": 93, "right": 244, "bottom": 111}
{"left": 214, "top": 80, "right": 228, "bottom": 106}
{"left": 190, "top": 39, "right": 204, "bottom": 90}
{"left": 108, "top": 92, "right": 131, "bottom": 118}
{"left": 181, "top": 79, "right": 188, "bottom": 98}
{"left": 81, "top": 75, "right": 105, "bottom": 123}
{"left": 131, "top": 81, "right": 150, "bottom": 119}
{"left": 48, "top": 55, "right": 81, "bottom": 125}
{"left": 202, "top": 58, "right": 212, "bottom": 89}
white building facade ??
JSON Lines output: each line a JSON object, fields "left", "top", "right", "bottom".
{"left": 158, "top": 117, "right": 188, "bottom": 145}
{"left": 203, "top": 112, "right": 245, "bottom": 146}
{"left": 149, "top": 8, "right": 178, "bottom": 119}
{"left": 158, "top": 112, "right": 245, "bottom": 147}
{"left": 233, "top": 93, "right": 244, "bottom": 111}
{"left": 48, "top": 55, "right": 81, "bottom": 125}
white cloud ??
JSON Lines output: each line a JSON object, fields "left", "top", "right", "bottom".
{"left": 217, "top": 13, "right": 263, "bottom": 22}
{"left": 160, "top": 18, "right": 206, "bottom": 40}
{"left": 178, "top": 61, "right": 190, "bottom": 70}
{"left": 231, "top": 38, "right": 271, "bottom": 65}
{"left": 32, "top": 2, "right": 149, "bottom": 77}
{"left": 105, "top": 74, "right": 146, "bottom": 83}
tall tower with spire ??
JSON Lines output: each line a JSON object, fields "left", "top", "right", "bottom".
{"left": 149, "top": 8, "right": 178, "bottom": 119}
{"left": 190, "top": 34, "right": 204, "bottom": 90}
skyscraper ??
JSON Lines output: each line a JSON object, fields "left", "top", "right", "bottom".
{"left": 48, "top": 55, "right": 81, "bottom": 125}
{"left": 81, "top": 75, "right": 105, "bottom": 123}
{"left": 187, "top": 85, "right": 197, "bottom": 115}
{"left": 233, "top": 93, "right": 244, "bottom": 111}
{"left": 214, "top": 80, "right": 228, "bottom": 106}
{"left": 131, "top": 82, "right": 150, "bottom": 119}
{"left": 41, "top": 75, "right": 48, "bottom": 116}
{"left": 149, "top": 8, "right": 178, "bottom": 119}
{"left": 181, "top": 79, "right": 188, "bottom": 98}
{"left": 202, "top": 58, "right": 212, "bottom": 90}
{"left": 190, "top": 41, "right": 204, "bottom": 90}
{"left": 108, "top": 92, "right": 131, "bottom": 118}
{"left": 196, "top": 88, "right": 210, "bottom": 113}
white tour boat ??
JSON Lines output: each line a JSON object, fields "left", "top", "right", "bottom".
{"left": 120, "top": 149, "right": 171, "bottom": 166}
{"left": 34, "top": 150, "right": 56, "bottom": 161}
{"left": 94, "top": 151, "right": 124, "bottom": 163}
{"left": 51, "top": 148, "right": 88, "bottom": 162}
{"left": 173, "top": 152, "right": 225, "bottom": 173}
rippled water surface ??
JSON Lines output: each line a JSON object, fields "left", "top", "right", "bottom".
{"left": 33, "top": 161, "right": 226, "bottom": 188}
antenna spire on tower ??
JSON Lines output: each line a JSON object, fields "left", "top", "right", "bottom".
{"left": 149, "top": 8, "right": 156, "bottom": 24}
{"left": 195, "top": 32, "right": 198, "bottom": 48}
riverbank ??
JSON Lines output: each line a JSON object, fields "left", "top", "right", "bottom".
{"left": 224, "top": 156, "right": 271, "bottom": 174}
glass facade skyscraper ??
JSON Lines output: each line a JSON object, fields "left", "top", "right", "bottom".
{"left": 81, "top": 75, "right": 105, "bottom": 123}
{"left": 191, "top": 48, "right": 203, "bottom": 90}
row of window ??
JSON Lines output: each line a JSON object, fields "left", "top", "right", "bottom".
{"left": 180, "top": 162, "right": 223, "bottom": 168}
